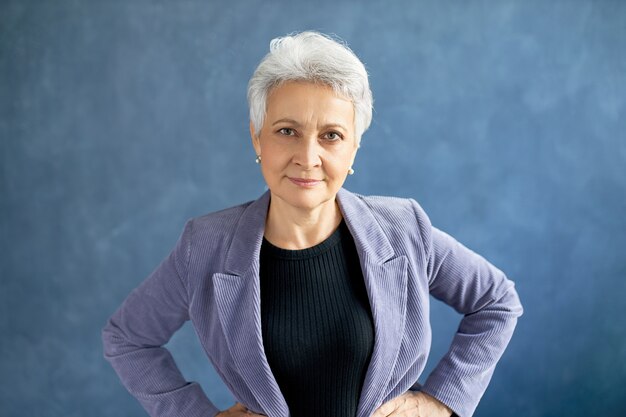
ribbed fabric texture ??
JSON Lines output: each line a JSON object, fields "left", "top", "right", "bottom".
{"left": 102, "top": 188, "right": 523, "bottom": 417}
{"left": 259, "top": 219, "right": 375, "bottom": 417}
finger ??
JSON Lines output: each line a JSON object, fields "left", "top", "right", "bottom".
{"left": 232, "top": 403, "right": 247, "bottom": 412}
{"left": 387, "top": 402, "right": 418, "bottom": 417}
{"left": 381, "top": 393, "right": 424, "bottom": 417}
{"left": 371, "top": 398, "right": 399, "bottom": 417}
{"left": 236, "top": 403, "right": 266, "bottom": 416}
{"left": 230, "top": 402, "right": 251, "bottom": 415}
{"left": 394, "top": 410, "right": 418, "bottom": 417}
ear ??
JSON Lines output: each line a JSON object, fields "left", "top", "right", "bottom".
{"left": 250, "top": 120, "right": 261, "bottom": 155}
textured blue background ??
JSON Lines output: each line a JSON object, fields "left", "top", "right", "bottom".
{"left": 1, "top": 1, "right": 625, "bottom": 416}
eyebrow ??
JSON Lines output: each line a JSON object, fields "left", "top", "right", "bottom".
{"left": 271, "top": 118, "right": 348, "bottom": 131}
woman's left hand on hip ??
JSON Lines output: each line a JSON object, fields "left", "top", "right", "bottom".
{"left": 371, "top": 390, "right": 453, "bottom": 417}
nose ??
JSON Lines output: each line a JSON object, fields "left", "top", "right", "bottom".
{"left": 293, "top": 136, "right": 322, "bottom": 170}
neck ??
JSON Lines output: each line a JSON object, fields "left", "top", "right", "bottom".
{"left": 264, "top": 193, "right": 343, "bottom": 250}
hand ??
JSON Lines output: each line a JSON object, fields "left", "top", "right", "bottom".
{"left": 371, "top": 390, "right": 453, "bottom": 417}
{"left": 216, "top": 402, "right": 266, "bottom": 417}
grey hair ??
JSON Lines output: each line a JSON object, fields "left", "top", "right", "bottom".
{"left": 247, "top": 31, "right": 373, "bottom": 146}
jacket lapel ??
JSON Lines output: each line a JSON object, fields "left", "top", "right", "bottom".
{"left": 212, "top": 190, "right": 290, "bottom": 416}
{"left": 212, "top": 188, "right": 408, "bottom": 417}
{"left": 337, "top": 189, "right": 408, "bottom": 417}
{"left": 214, "top": 266, "right": 290, "bottom": 416}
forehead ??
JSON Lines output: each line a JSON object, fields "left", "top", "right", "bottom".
{"left": 265, "top": 81, "right": 354, "bottom": 127}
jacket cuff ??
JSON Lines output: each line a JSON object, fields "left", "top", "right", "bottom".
{"left": 420, "top": 375, "right": 478, "bottom": 417}
{"left": 136, "top": 381, "right": 221, "bottom": 417}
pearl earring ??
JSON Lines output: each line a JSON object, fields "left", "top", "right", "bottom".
{"left": 255, "top": 155, "right": 262, "bottom": 164}
{"left": 348, "top": 167, "right": 354, "bottom": 175}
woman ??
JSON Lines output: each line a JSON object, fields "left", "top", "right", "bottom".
{"left": 102, "top": 31, "right": 523, "bottom": 417}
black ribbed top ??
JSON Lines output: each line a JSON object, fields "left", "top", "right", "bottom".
{"left": 259, "top": 219, "right": 375, "bottom": 417}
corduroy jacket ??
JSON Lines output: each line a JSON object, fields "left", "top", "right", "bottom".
{"left": 102, "top": 188, "right": 523, "bottom": 417}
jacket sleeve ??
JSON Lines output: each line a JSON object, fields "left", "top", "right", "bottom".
{"left": 410, "top": 199, "right": 523, "bottom": 417}
{"left": 101, "top": 219, "right": 221, "bottom": 417}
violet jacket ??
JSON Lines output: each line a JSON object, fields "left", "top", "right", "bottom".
{"left": 101, "top": 188, "right": 523, "bottom": 417}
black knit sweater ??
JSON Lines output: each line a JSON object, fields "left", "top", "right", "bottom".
{"left": 259, "top": 219, "right": 375, "bottom": 417}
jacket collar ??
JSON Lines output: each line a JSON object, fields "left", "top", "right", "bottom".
{"left": 223, "top": 187, "right": 396, "bottom": 276}
{"left": 213, "top": 187, "right": 407, "bottom": 417}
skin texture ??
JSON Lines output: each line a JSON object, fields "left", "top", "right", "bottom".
{"left": 217, "top": 391, "right": 453, "bottom": 417}
{"left": 217, "top": 81, "right": 454, "bottom": 417}
{"left": 371, "top": 391, "right": 453, "bottom": 417}
{"left": 250, "top": 81, "right": 359, "bottom": 250}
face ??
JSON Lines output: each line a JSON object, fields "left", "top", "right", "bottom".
{"left": 250, "top": 81, "right": 358, "bottom": 213}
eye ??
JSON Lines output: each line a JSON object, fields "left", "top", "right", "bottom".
{"left": 324, "top": 131, "right": 343, "bottom": 141}
{"left": 278, "top": 127, "right": 295, "bottom": 136}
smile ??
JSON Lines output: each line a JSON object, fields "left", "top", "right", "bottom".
{"left": 288, "top": 177, "right": 322, "bottom": 187}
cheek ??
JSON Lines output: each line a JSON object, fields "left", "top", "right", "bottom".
{"left": 328, "top": 151, "right": 354, "bottom": 172}
{"left": 261, "top": 148, "right": 289, "bottom": 176}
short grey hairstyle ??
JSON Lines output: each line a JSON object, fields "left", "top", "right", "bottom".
{"left": 247, "top": 31, "right": 373, "bottom": 145}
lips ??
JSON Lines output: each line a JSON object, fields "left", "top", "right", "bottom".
{"left": 288, "top": 177, "right": 322, "bottom": 187}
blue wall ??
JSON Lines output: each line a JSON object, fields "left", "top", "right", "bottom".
{"left": 1, "top": 1, "right": 625, "bottom": 416}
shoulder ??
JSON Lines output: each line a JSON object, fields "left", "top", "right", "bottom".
{"left": 348, "top": 191, "right": 432, "bottom": 226}
{"left": 194, "top": 200, "right": 253, "bottom": 226}
{"left": 186, "top": 199, "right": 254, "bottom": 238}
{"left": 172, "top": 198, "right": 260, "bottom": 273}
{"left": 343, "top": 190, "right": 435, "bottom": 255}
{"left": 354, "top": 192, "right": 414, "bottom": 210}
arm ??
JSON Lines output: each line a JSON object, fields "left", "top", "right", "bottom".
{"left": 101, "top": 219, "right": 221, "bottom": 417}
{"left": 411, "top": 199, "right": 524, "bottom": 417}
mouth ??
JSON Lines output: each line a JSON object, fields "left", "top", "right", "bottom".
{"left": 288, "top": 177, "right": 323, "bottom": 187}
